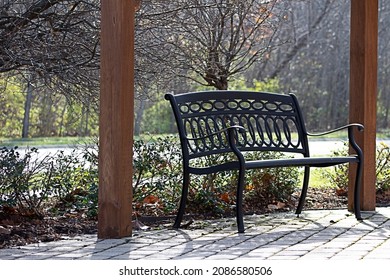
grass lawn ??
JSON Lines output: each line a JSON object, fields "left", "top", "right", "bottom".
{"left": 0, "top": 136, "right": 94, "bottom": 147}
{"left": 305, "top": 168, "right": 333, "bottom": 188}
{"left": 2, "top": 130, "right": 389, "bottom": 148}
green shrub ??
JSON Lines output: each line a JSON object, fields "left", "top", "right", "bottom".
{"left": 0, "top": 147, "right": 47, "bottom": 215}
{"left": 320, "top": 143, "right": 350, "bottom": 190}
{"left": 242, "top": 152, "right": 299, "bottom": 210}
{"left": 320, "top": 142, "right": 390, "bottom": 193}
{"left": 0, "top": 135, "right": 301, "bottom": 219}
{"left": 49, "top": 149, "right": 98, "bottom": 217}
{"left": 133, "top": 135, "right": 183, "bottom": 214}
{"left": 0, "top": 146, "right": 97, "bottom": 217}
{"left": 375, "top": 142, "right": 390, "bottom": 191}
{"left": 185, "top": 151, "right": 299, "bottom": 216}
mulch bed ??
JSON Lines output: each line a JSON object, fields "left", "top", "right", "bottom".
{"left": 1, "top": 187, "right": 389, "bottom": 249}
{"left": 0, "top": 209, "right": 97, "bottom": 249}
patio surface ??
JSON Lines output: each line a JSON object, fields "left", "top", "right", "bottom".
{"left": 1, "top": 207, "right": 390, "bottom": 260}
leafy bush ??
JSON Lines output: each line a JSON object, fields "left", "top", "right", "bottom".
{"left": 375, "top": 142, "right": 390, "bottom": 191}
{"left": 133, "top": 135, "right": 183, "bottom": 214}
{"left": 320, "top": 143, "right": 350, "bottom": 190}
{"left": 49, "top": 148, "right": 98, "bottom": 217}
{"left": 0, "top": 146, "right": 97, "bottom": 217}
{"left": 321, "top": 142, "right": 390, "bottom": 193}
{"left": 183, "top": 151, "right": 299, "bottom": 216}
{"left": 242, "top": 152, "right": 299, "bottom": 210}
{"left": 0, "top": 147, "right": 49, "bottom": 216}
{"left": 0, "top": 135, "right": 301, "bottom": 219}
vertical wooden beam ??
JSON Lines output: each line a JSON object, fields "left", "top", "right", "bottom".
{"left": 349, "top": 0, "right": 378, "bottom": 211}
{"left": 98, "top": 0, "right": 135, "bottom": 238}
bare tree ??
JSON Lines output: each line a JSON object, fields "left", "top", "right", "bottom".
{"left": 0, "top": 0, "right": 101, "bottom": 137}
{"left": 378, "top": 0, "right": 390, "bottom": 129}
{"left": 264, "top": 0, "right": 334, "bottom": 80}
{"left": 136, "top": 0, "right": 282, "bottom": 90}
{"left": 250, "top": 0, "right": 350, "bottom": 131}
{"left": 22, "top": 73, "right": 34, "bottom": 138}
{"left": 0, "top": 0, "right": 100, "bottom": 100}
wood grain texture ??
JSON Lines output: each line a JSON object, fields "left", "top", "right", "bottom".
{"left": 349, "top": 0, "right": 378, "bottom": 211}
{"left": 98, "top": 0, "right": 135, "bottom": 238}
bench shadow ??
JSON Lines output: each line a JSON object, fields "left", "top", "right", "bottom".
{"left": 87, "top": 209, "right": 390, "bottom": 260}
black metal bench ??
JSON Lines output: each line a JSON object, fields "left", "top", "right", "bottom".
{"left": 165, "top": 90, "right": 364, "bottom": 233}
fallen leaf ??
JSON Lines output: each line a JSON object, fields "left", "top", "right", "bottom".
{"left": 336, "top": 188, "right": 348, "bottom": 197}
{"left": 276, "top": 201, "right": 286, "bottom": 209}
{"left": 219, "top": 193, "right": 231, "bottom": 203}
{"left": 143, "top": 195, "right": 160, "bottom": 204}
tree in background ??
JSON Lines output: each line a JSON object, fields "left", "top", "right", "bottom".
{"left": 136, "top": 0, "right": 284, "bottom": 90}
{"left": 0, "top": 0, "right": 100, "bottom": 137}
{"left": 378, "top": 0, "right": 390, "bottom": 130}
{"left": 250, "top": 0, "right": 351, "bottom": 131}
{"left": 0, "top": 0, "right": 100, "bottom": 98}
{"left": 0, "top": 74, "right": 98, "bottom": 138}
{"left": 1, "top": 0, "right": 390, "bottom": 137}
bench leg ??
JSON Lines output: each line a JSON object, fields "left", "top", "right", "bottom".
{"left": 354, "top": 161, "right": 363, "bottom": 220}
{"left": 173, "top": 171, "right": 190, "bottom": 229}
{"left": 236, "top": 169, "right": 245, "bottom": 233}
{"left": 296, "top": 166, "right": 310, "bottom": 216}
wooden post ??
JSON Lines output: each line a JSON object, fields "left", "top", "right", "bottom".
{"left": 98, "top": 0, "right": 136, "bottom": 238}
{"left": 349, "top": 0, "right": 378, "bottom": 211}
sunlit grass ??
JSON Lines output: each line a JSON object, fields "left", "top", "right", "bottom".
{"left": 2, "top": 130, "right": 389, "bottom": 148}
{"left": 0, "top": 136, "right": 94, "bottom": 147}
{"left": 297, "top": 167, "right": 335, "bottom": 189}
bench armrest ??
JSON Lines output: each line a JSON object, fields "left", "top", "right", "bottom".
{"left": 306, "top": 123, "right": 364, "bottom": 137}
{"left": 307, "top": 123, "right": 364, "bottom": 157}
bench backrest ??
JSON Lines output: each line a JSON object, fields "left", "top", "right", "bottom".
{"left": 165, "top": 90, "right": 310, "bottom": 160}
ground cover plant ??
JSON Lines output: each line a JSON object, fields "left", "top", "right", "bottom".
{"left": 320, "top": 141, "right": 390, "bottom": 204}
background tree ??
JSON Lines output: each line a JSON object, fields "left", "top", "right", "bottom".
{"left": 251, "top": 0, "right": 351, "bottom": 131}
{"left": 378, "top": 0, "right": 390, "bottom": 130}
{"left": 0, "top": 0, "right": 100, "bottom": 137}
{"left": 136, "top": 0, "right": 284, "bottom": 90}
{"left": 1, "top": 0, "right": 390, "bottom": 137}
{"left": 0, "top": 0, "right": 100, "bottom": 98}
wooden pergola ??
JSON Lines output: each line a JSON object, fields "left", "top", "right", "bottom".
{"left": 98, "top": 0, "right": 378, "bottom": 238}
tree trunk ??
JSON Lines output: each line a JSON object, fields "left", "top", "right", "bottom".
{"left": 134, "top": 99, "right": 146, "bottom": 136}
{"left": 22, "top": 79, "right": 33, "bottom": 138}
{"left": 58, "top": 104, "right": 67, "bottom": 136}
